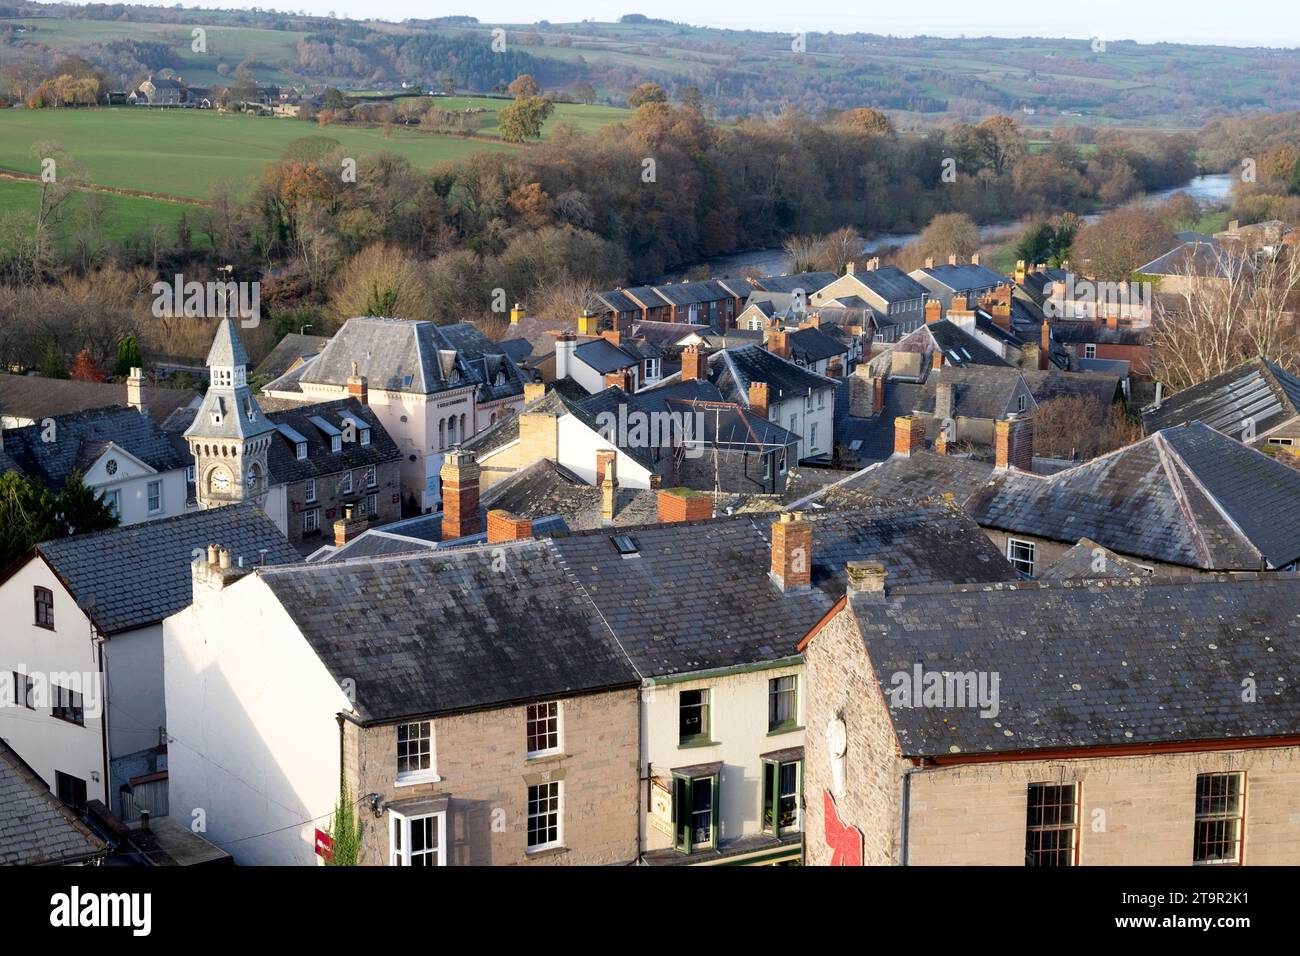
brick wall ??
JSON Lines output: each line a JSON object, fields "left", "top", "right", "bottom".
{"left": 347, "top": 688, "right": 640, "bottom": 866}
{"left": 285, "top": 459, "right": 401, "bottom": 546}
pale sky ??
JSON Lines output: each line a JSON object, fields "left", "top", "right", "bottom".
{"left": 169, "top": 0, "right": 1300, "bottom": 48}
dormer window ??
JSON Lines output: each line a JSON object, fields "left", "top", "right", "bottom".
{"left": 331, "top": 435, "right": 341, "bottom": 453}
{"left": 495, "top": 371, "right": 506, "bottom": 386}
{"left": 296, "top": 441, "right": 307, "bottom": 461}
{"left": 360, "top": 427, "right": 371, "bottom": 447}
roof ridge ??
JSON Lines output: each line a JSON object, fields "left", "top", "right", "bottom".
{"left": 1159, "top": 428, "right": 1265, "bottom": 567}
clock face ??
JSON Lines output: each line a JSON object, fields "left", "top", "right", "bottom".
{"left": 210, "top": 469, "right": 231, "bottom": 493}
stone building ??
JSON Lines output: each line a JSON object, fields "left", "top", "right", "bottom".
{"left": 800, "top": 569, "right": 1300, "bottom": 865}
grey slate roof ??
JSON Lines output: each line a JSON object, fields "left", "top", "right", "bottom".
{"left": 257, "top": 541, "right": 642, "bottom": 723}
{"left": 264, "top": 398, "right": 400, "bottom": 484}
{"left": 846, "top": 266, "right": 929, "bottom": 303}
{"left": 32, "top": 504, "right": 299, "bottom": 635}
{"left": 926, "top": 320, "right": 1012, "bottom": 368}
{"left": 752, "top": 272, "right": 838, "bottom": 294}
{"left": 252, "top": 333, "right": 329, "bottom": 380}
{"left": 481, "top": 459, "right": 660, "bottom": 530}
{"left": 1141, "top": 357, "right": 1300, "bottom": 438}
{"left": 549, "top": 503, "right": 1018, "bottom": 677}
{"left": 790, "top": 451, "right": 996, "bottom": 509}
{"left": 0, "top": 740, "right": 107, "bottom": 865}
{"left": 786, "top": 326, "right": 849, "bottom": 365}
{"left": 913, "top": 262, "right": 1006, "bottom": 293}
{"left": 1, "top": 405, "right": 188, "bottom": 490}
{"left": 844, "top": 574, "right": 1300, "bottom": 757}
{"left": 1038, "top": 538, "right": 1155, "bottom": 580}
{"left": 1137, "top": 241, "right": 1246, "bottom": 278}
{"left": 1021, "top": 369, "right": 1123, "bottom": 412}
{"left": 574, "top": 338, "right": 640, "bottom": 375}
{"left": 712, "top": 345, "right": 837, "bottom": 408}
{"left": 966, "top": 422, "right": 1300, "bottom": 570}
{"left": 205, "top": 318, "right": 251, "bottom": 368}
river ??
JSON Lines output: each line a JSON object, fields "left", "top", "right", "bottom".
{"left": 654, "top": 173, "right": 1235, "bottom": 282}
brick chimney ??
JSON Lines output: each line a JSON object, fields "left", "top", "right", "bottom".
{"left": 333, "top": 503, "right": 367, "bottom": 546}
{"left": 924, "top": 257, "right": 935, "bottom": 269}
{"left": 604, "top": 369, "right": 632, "bottom": 391}
{"left": 982, "top": 285, "right": 1012, "bottom": 332}
{"left": 925, "top": 299, "right": 943, "bottom": 324}
{"left": 867, "top": 257, "right": 880, "bottom": 271}
{"left": 126, "top": 367, "right": 147, "bottom": 415}
{"left": 601, "top": 329, "right": 621, "bottom": 347}
{"left": 1014, "top": 260, "right": 1026, "bottom": 285}
{"left": 510, "top": 303, "right": 526, "bottom": 325}
{"left": 440, "top": 449, "right": 481, "bottom": 539}
{"left": 1039, "top": 321, "right": 1050, "bottom": 371}
{"left": 524, "top": 381, "right": 546, "bottom": 404}
{"left": 681, "top": 345, "right": 705, "bottom": 381}
{"left": 995, "top": 415, "right": 1034, "bottom": 471}
{"left": 765, "top": 330, "right": 789, "bottom": 359}
{"left": 845, "top": 261, "right": 856, "bottom": 276}
{"left": 872, "top": 375, "right": 884, "bottom": 416}
{"left": 600, "top": 457, "right": 617, "bottom": 524}
{"left": 894, "top": 416, "right": 925, "bottom": 457}
{"left": 554, "top": 332, "right": 576, "bottom": 380}
{"left": 487, "top": 509, "right": 532, "bottom": 543}
{"left": 932, "top": 349, "right": 943, "bottom": 372}
{"left": 191, "top": 542, "right": 252, "bottom": 597}
{"left": 934, "top": 429, "right": 949, "bottom": 456}
{"left": 519, "top": 410, "right": 558, "bottom": 461}
{"left": 770, "top": 512, "right": 812, "bottom": 592}
{"left": 657, "top": 488, "right": 713, "bottom": 524}
{"left": 846, "top": 559, "right": 886, "bottom": 596}
{"left": 748, "top": 381, "right": 770, "bottom": 419}
{"left": 948, "top": 254, "right": 958, "bottom": 266}
{"left": 970, "top": 253, "right": 981, "bottom": 266}
{"left": 346, "top": 361, "right": 368, "bottom": 406}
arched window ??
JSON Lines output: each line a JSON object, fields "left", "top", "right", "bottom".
{"left": 448, "top": 417, "right": 457, "bottom": 445}
{"left": 460, "top": 413, "right": 467, "bottom": 440}
{"left": 439, "top": 419, "right": 446, "bottom": 449}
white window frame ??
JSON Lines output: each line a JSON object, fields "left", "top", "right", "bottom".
{"left": 1006, "top": 537, "right": 1036, "bottom": 576}
{"left": 526, "top": 701, "right": 562, "bottom": 758}
{"left": 396, "top": 720, "right": 439, "bottom": 786}
{"left": 527, "top": 781, "right": 563, "bottom": 853}
{"left": 304, "top": 478, "right": 316, "bottom": 503}
{"left": 366, "top": 493, "right": 378, "bottom": 516}
{"left": 296, "top": 441, "right": 307, "bottom": 460}
{"left": 388, "top": 810, "right": 447, "bottom": 866}
{"left": 147, "top": 480, "right": 163, "bottom": 514}
{"left": 360, "top": 427, "right": 371, "bottom": 447}
{"left": 365, "top": 465, "right": 378, "bottom": 489}
{"left": 340, "top": 471, "right": 353, "bottom": 495}
{"left": 302, "top": 507, "right": 320, "bottom": 535}
{"left": 103, "top": 488, "right": 121, "bottom": 518}
{"left": 1267, "top": 437, "right": 1295, "bottom": 447}
{"left": 1083, "top": 344, "right": 1097, "bottom": 359}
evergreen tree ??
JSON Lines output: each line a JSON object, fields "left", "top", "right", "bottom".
{"left": 39, "top": 343, "right": 68, "bottom": 380}
{"left": 114, "top": 336, "right": 142, "bottom": 378}
{"left": 0, "top": 472, "right": 56, "bottom": 571}
{"left": 55, "top": 470, "right": 119, "bottom": 537}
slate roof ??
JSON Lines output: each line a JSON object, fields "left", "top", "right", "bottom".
{"left": 497, "top": 338, "right": 535, "bottom": 364}
{"left": 925, "top": 320, "right": 1012, "bottom": 368}
{"left": 251, "top": 333, "right": 329, "bottom": 380}
{"left": 1137, "top": 241, "right": 1247, "bottom": 278}
{"left": 480, "top": 458, "right": 660, "bottom": 530}
{"left": 842, "top": 574, "right": 1300, "bottom": 757}
{"left": 1, "top": 405, "right": 188, "bottom": 490}
{"left": 1038, "top": 538, "right": 1155, "bottom": 580}
{"left": 264, "top": 398, "right": 400, "bottom": 483}
{"left": 712, "top": 345, "right": 837, "bottom": 408}
{"left": 0, "top": 740, "right": 107, "bottom": 866}
{"left": 282, "top": 317, "right": 524, "bottom": 399}
{"left": 845, "top": 266, "right": 929, "bottom": 303}
{"left": 1141, "top": 358, "right": 1300, "bottom": 437}
{"left": 0, "top": 373, "right": 198, "bottom": 427}
{"left": 1016, "top": 267, "right": 1069, "bottom": 306}
{"left": 790, "top": 451, "right": 996, "bottom": 509}
{"left": 652, "top": 280, "right": 732, "bottom": 306}
{"left": 257, "top": 541, "right": 641, "bottom": 723}
{"left": 786, "top": 326, "right": 849, "bottom": 364}
{"left": 751, "top": 272, "right": 838, "bottom": 294}
{"left": 549, "top": 503, "right": 1018, "bottom": 677}
{"left": 913, "top": 262, "right": 1006, "bottom": 292}
{"left": 574, "top": 338, "right": 641, "bottom": 374}
{"left": 30, "top": 504, "right": 298, "bottom": 635}
{"left": 1049, "top": 323, "right": 1148, "bottom": 347}
{"left": 460, "top": 387, "right": 568, "bottom": 457}
{"left": 593, "top": 289, "right": 641, "bottom": 314}
{"left": 966, "top": 422, "right": 1300, "bottom": 570}
{"left": 1021, "top": 369, "right": 1123, "bottom": 412}
{"left": 914, "top": 366, "right": 1036, "bottom": 421}
{"left": 205, "top": 318, "right": 251, "bottom": 368}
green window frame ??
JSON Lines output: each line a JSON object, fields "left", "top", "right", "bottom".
{"left": 761, "top": 759, "right": 802, "bottom": 836}
{"left": 678, "top": 688, "right": 711, "bottom": 746}
{"left": 671, "top": 771, "right": 718, "bottom": 854}
{"left": 768, "top": 675, "right": 798, "bottom": 733}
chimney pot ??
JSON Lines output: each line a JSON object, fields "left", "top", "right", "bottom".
{"left": 770, "top": 512, "right": 813, "bottom": 592}
{"left": 924, "top": 257, "right": 935, "bottom": 269}
{"left": 218, "top": 547, "right": 231, "bottom": 569}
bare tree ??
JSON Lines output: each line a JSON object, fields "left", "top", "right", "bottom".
{"left": 1151, "top": 245, "right": 1300, "bottom": 391}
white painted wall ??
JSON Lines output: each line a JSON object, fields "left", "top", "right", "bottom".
{"left": 164, "top": 571, "right": 351, "bottom": 865}
{"left": 103, "top": 624, "right": 165, "bottom": 764}
{"left": 82, "top": 448, "right": 188, "bottom": 526}
{"left": 772, "top": 391, "right": 835, "bottom": 460}
{"left": 641, "top": 663, "right": 804, "bottom": 853}
{"left": 262, "top": 483, "right": 288, "bottom": 537}
{"left": 0, "top": 558, "right": 107, "bottom": 804}
{"left": 556, "top": 414, "right": 655, "bottom": 488}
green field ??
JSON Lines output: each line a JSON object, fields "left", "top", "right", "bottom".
{"left": 0, "top": 178, "right": 207, "bottom": 247}
{"left": 0, "top": 109, "right": 519, "bottom": 200}
{"left": 364, "top": 94, "right": 632, "bottom": 137}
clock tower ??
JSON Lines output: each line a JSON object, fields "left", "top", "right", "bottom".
{"left": 185, "top": 319, "right": 276, "bottom": 510}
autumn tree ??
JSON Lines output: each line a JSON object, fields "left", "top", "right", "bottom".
{"left": 69, "top": 348, "right": 107, "bottom": 383}
{"left": 626, "top": 82, "right": 667, "bottom": 109}
{"left": 835, "top": 108, "right": 894, "bottom": 137}
{"left": 1072, "top": 207, "right": 1174, "bottom": 281}
{"left": 918, "top": 212, "right": 981, "bottom": 261}
{"left": 572, "top": 81, "right": 596, "bottom": 105}
{"left": 1033, "top": 396, "right": 1141, "bottom": 461}
{"left": 328, "top": 242, "right": 437, "bottom": 326}
{"left": 507, "top": 74, "right": 540, "bottom": 98}
{"left": 498, "top": 96, "right": 554, "bottom": 143}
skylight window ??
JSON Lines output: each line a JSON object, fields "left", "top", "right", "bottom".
{"left": 611, "top": 534, "right": 640, "bottom": 557}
